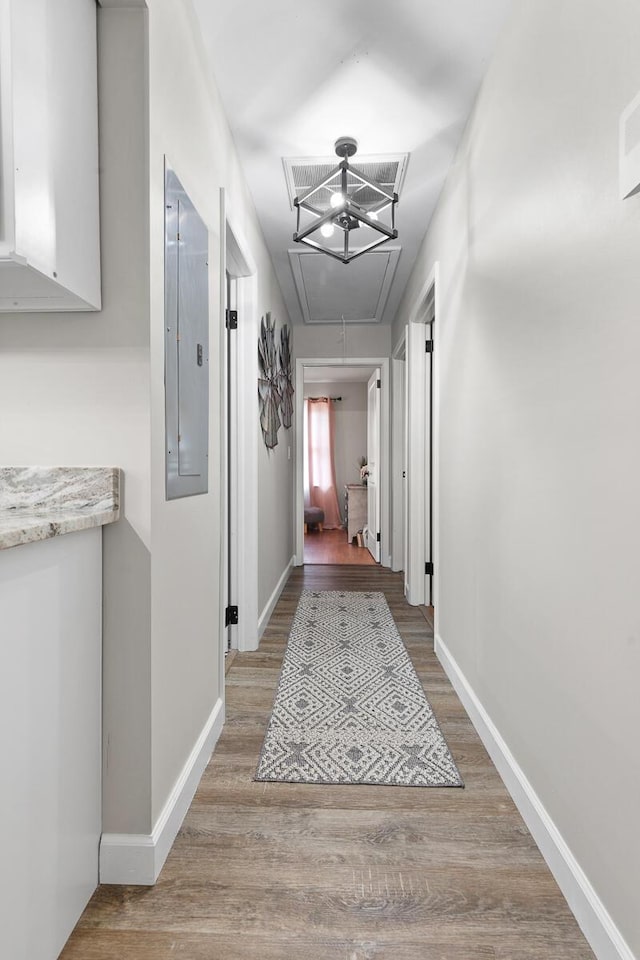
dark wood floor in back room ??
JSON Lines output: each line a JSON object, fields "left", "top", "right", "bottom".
{"left": 304, "top": 527, "right": 377, "bottom": 565}
{"left": 61, "top": 565, "right": 595, "bottom": 960}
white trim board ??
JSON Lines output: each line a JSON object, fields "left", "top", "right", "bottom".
{"left": 220, "top": 188, "right": 260, "bottom": 655}
{"left": 404, "top": 260, "right": 440, "bottom": 609}
{"left": 390, "top": 354, "right": 405, "bottom": 573}
{"left": 434, "top": 635, "right": 636, "bottom": 960}
{"left": 258, "top": 555, "right": 294, "bottom": 641}
{"left": 100, "top": 697, "right": 224, "bottom": 885}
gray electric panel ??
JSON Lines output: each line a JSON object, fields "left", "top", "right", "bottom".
{"left": 164, "top": 165, "right": 209, "bottom": 499}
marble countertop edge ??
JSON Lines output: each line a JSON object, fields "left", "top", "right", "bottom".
{"left": 0, "top": 467, "right": 121, "bottom": 551}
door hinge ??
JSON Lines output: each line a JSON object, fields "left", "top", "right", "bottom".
{"left": 225, "top": 605, "right": 238, "bottom": 627}
{"left": 425, "top": 561, "right": 433, "bottom": 575}
{"left": 376, "top": 532, "right": 381, "bottom": 543}
{"left": 425, "top": 340, "right": 433, "bottom": 353}
{"left": 376, "top": 378, "right": 381, "bottom": 388}
{"left": 226, "top": 308, "right": 238, "bottom": 330}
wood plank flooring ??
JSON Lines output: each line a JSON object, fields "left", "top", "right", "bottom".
{"left": 61, "top": 565, "right": 595, "bottom": 960}
{"left": 304, "top": 528, "right": 377, "bottom": 565}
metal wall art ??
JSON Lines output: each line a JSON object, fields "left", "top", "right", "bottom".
{"left": 279, "top": 324, "right": 294, "bottom": 430}
{"left": 258, "top": 313, "right": 281, "bottom": 449}
{"left": 258, "top": 316, "right": 294, "bottom": 449}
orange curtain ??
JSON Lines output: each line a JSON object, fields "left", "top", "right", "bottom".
{"left": 303, "top": 398, "right": 342, "bottom": 529}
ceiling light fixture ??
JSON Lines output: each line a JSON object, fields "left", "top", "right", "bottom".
{"left": 293, "top": 137, "right": 398, "bottom": 265}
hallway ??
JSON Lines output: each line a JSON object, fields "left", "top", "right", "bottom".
{"left": 61, "top": 565, "right": 593, "bottom": 960}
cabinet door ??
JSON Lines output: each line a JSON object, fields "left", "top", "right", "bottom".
{"left": 165, "top": 165, "right": 209, "bottom": 499}
{"left": 0, "top": 530, "right": 102, "bottom": 960}
{"left": 0, "top": 0, "right": 101, "bottom": 310}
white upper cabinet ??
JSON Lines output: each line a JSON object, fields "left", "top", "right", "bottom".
{"left": 0, "top": 0, "right": 100, "bottom": 311}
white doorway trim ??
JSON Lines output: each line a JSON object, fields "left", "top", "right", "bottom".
{"left": 366, "top": 369, "right": 382, "bottom": 561}
{"left": 294, "top": 357, "right": 391, "bottom": 568}
{"left": 430, "top": 265, "right": 441, "bottom": 622}
{"left": 220, "top": 189, "right": 260, "bottom": 654}
{"left": 405, "top": 261, "right": 439, "bottom": 609}
{"left": 391, "top": 329, "right": 407, "bottom": 574}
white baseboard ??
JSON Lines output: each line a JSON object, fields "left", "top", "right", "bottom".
{"left": 257, "top": 555, "right": 293, "bottom": 640}
{"left": 99, "top": 696, "right": 225, "bottom": 885}
{"left": 434, "top": 635, "right": 635, "bottom": 960}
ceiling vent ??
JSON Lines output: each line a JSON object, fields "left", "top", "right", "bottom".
{"left": 283, "top": 153, "right": 409, "bottom": 212}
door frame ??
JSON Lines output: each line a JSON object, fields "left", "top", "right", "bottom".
{"left": 366, "top": 369, "right": 382, "bottom": 561}
{"left": 391, "top": 330, "right": 407, "bottom": 574}
{"left": 294, "top": 357, "right": 391, "bottom": 567}
{"left": 224, "top": 268, "right": 238, "bottom": 654}
{"left": 405, "top": 261, "right": 439, "bottom": 610}
{"left": 220, "top": 190, "right": 260, "bottom": 653}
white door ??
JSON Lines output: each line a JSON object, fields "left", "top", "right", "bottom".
{"left": 402, "top": 348, "right": 409, "bottom": 595}
{"left": 424, "top": 326, "right": 434, "bottom": 606}
{"left": 391, "top": 353, "right": 406, "bottom": 575}
{"left": 366, "top": 370, "right": 381, "bottom": 561}
{"left": 224, "top": 270, "right": 238, "bottom": 651}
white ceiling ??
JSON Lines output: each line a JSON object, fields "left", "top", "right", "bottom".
{"left": 192, "top": 0, "right": 513, "bottom": 325}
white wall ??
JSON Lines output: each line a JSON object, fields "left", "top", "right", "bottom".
{"left": 0, "top": 6, "right": 152, "bottom": 834}
{"left": 256, "top": 305, "right": 295, "bottom": 616}
{"left": 293, "top": 322, "right": 391, "bottom": 361}
{"left": 148, "top": 0, "right": 293, "bottom": 823}
{"left": 0, "top": 0, "right": 294, "bottom": 864}
{"left": 303, "top": 381, "right": 367, "bottom": 523}
{"left": 393, "top": 1, "right": 640, "bottom": 955}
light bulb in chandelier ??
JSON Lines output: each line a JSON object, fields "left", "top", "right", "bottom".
{"left": 320, "top": 222, "right": 335, "bottom": 238}
{"left": 330, "top": 192, "right": 345, "bottom": 209}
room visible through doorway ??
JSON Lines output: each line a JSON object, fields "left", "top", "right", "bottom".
{"left": 304, "top": 528, "right": 377, "bottom": 565}
{"left": 302, "top": 364, "right": 380, "bottom": 566}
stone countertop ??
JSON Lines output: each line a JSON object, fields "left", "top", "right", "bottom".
{"left": 0, "top": 467, "right": 121, "bottom": 550}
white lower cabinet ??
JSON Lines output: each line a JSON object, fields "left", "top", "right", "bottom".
{"left": 0, "top": 529, "right": 102, "bottom": 960}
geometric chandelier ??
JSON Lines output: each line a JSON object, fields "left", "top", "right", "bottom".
{"left": 293, "top": 137, "right": 398, "bottom": 264}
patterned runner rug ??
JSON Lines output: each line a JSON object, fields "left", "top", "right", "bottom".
{"left": 255, "top": 590, "right": 463, "bottom": 787}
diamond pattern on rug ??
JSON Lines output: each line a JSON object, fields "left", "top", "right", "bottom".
{"left": 255, "top": 591, "right": 463, "bottom": 787}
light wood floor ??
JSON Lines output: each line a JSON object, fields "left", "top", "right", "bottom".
{"left": 61, "top": 565, "right": 594, "bottom": 960}
{"left": 304, "top": 527, "right": 377, "bottom": 565}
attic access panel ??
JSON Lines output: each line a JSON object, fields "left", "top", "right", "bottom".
{"left": 288, "top": 247, "right": 400, "bottom": 324}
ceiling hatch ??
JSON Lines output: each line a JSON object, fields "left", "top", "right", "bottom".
{"left": 288, "top": 247, "right": 400, "bottom": 324}
{"left": 283, "top": 153, "right": 409, "bottom": 212}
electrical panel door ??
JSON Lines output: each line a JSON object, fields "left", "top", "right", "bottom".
{"left": 164, "top": 165, "right": 209, "bottom": 499}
